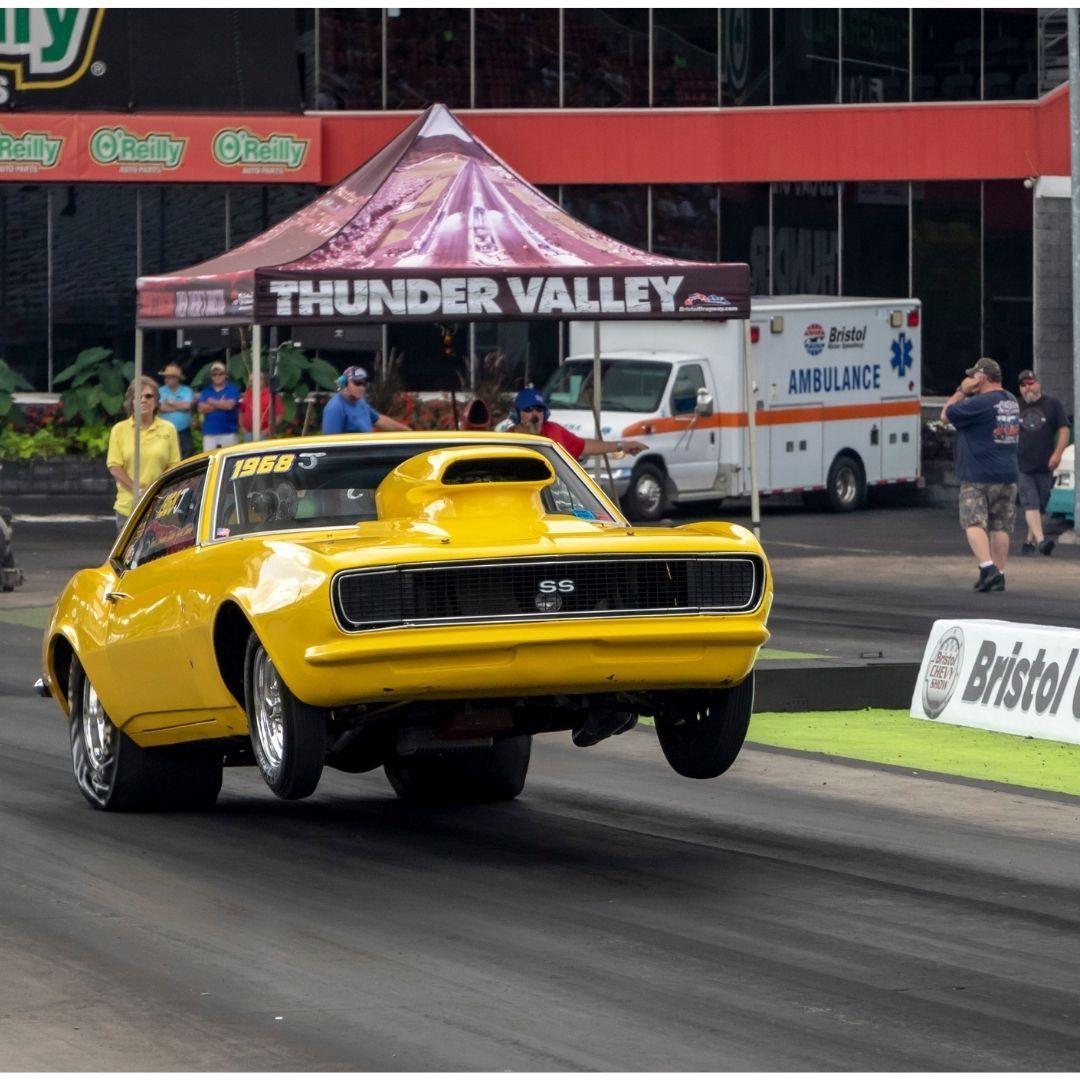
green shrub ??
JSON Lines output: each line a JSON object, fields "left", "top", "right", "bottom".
{"left": 54, "top": 347, "right": 132, "bottom": 426}
{"left": 0, "top": 427, "right": 70, "bottom": 460}
{"left": 0, "top": 357, "right": 32, "bottom": 423}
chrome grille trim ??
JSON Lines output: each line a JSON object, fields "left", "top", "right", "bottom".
{"left": 331, "top": 554, "right": 763, "bottom": 634}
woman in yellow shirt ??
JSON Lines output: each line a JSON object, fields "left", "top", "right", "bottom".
{"left": 107, "top": 376, "right": 181, "bottom": 533}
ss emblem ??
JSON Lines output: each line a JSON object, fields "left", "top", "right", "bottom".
{"left": 538, "top": 579, "right": 575, "bottom": 594}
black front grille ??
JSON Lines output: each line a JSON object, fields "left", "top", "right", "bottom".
{"left": 333, "top": 556, "right": 761, "bottom": 632}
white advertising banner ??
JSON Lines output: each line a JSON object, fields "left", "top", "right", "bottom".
{"left": 912, "top": 619, "right": 1080, "bottom": 744}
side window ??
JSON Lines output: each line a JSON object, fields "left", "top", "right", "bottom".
{"left": 121, "top": 470, "right": 206, "bottom": 570}
{"left": 670, "top": 364, "right": 706, "bottom": 415}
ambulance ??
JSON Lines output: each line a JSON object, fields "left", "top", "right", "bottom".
{"left": 546, "top": 296, "right": 922, "bottom": 520}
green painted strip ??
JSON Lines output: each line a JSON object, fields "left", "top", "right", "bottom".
{"left": 0, "top": 606, "right": 51, "bottom": 630}
{"left": 757, "top": 647, "right": 829, "bottom": 661}
{"left": 748, "top": 709, "right": 1080, "bottom": 797}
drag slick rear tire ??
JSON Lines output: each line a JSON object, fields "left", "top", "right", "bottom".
{"left": 69, "top": 656, "right": 222, "bottom": 811}
{"left": 244, "top": 634, "right": 327, "bottom": 800}
{"left": 654, "top": 674, "right": 754, "bottom": 779}
{"left": 384, "top": 735, "right": 532, "bottom": 804}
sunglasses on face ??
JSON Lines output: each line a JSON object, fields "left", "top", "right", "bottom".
{"left": 349, "top": 377, "right": 368, "bottom": 387}
{"left": 140, "top": 392, "right": 157, "bottom": 400}
{"left": 520, "top": 406, "right": 544, "bottom": 414}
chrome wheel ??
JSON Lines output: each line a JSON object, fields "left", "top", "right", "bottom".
{"left": 81, "top": 679, "right": 114, "bottom": 775}
{"left": 633, "top": 472, "right": 663, "bottom": 518}
{"left": 251, "top": 646, "right": 285, "bottom": 776}
{"left": 833, "top": 465, "right": 858, "bottom": 508}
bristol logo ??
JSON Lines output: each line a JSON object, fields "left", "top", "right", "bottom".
{"left": 803, "top": 323, "right": 825, "bottom": 356}
{"left": 0, "top": 9, "right": 104, "bottom": 92}
{"left": 891, "top": 332, "right": 914, "bottom": 377}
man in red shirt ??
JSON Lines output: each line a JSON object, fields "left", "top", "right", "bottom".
{"left": 511, "top": 388, "right": 646, "bottom": 461}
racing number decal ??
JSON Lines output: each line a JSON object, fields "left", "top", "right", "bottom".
{"left": 229, "top": 453, "right": 295, "bottom": 481}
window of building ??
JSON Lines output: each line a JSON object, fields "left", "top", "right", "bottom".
{"left": 561, "top": 185, "right": 648, "bottom": 250}
{"left": 652, "top": 185, "right": 718, "bottom": 262}
{"left": 842, "top": 182, "right": 909, "bottom": 298}
{"left": 563, "top": 10, "right": 649, "bottom": 108}
{"left": 653, "top": 10, "right": 718, "bottom": 107}
{"left": 913, "top": 181, "right": 981, "bottom": 393}
{"left": 983, "top": 180, "right": 1033, "bottom": 386}
{"left": 475, "top": 10, "right": 559, "bottom": 108}
{"left": 913, "top": 9, "right": 982, "bottom": 101}
{"left": 772, "top": 9, "right": 838, "bottom": 105}
{"left": 386, "top": 9, "right": 470, "bottom": 110}
{"left": 841, "top": 9, "right": 909, "bottom": 103}
{"left": 317, "top": 8, "right": 382, "bottom": 109}
{"left": 720, "top": 184, "right": 770, "bottom": 296}
{"left": 772, "top": 182, "right": 839, "bottom": 295}
{"left": 983, "top": 9, "right": 1038, "bottom": 100}
{"left": 721, "top": 9, "right": 771, "bottom": 106}
{"left": 0, "top": 186, "right": 49, "bottom": 388}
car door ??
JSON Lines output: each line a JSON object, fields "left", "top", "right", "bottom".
{"left": 664, "top": 362, "right": 719, "bottom": 493}
{"left": 105, "top": 466, "right": 209, "bottom": 726}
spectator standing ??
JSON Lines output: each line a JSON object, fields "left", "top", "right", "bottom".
{"left": 106, "top": 376, "right": 180, "bottom": 534}
{"left": 157, "top": 362, "right": 195, "bottom": 458}
{"left": 322, "top": 366, "right": 411, "bottom": 434}
{"left": 1016, "top": 368, "right": 1070, "bottom": 556}
{"left": 240, "top": 381, "right": 275, "bottom": 441}
{"left": 940, "top": 358, "right": 1020, "bottom": 592}
{"left": 510, "top": 387, "right": 646, "bottom": 461}
{"left": 198, "top": 361, "right": 241, "bottom": 449}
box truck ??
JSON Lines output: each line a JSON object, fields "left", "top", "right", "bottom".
{"left": 546, "top": 296, "right": 922, "bottom": 520}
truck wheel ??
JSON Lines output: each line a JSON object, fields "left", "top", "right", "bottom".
{"left": 625, "top": 463, "right": 667, "bottom": 522}
{"left": 654, "top": 675, "right": 754, "bottom": 779}
{"left": 825, "top": 454, "right": 866, "bottom": 512}
{"left": 244, "top": 634, "right": 327, "bottom": 800}
{"left": 69, "top": 656, "right": 222, "bottom": 811}
{"left": 1, "top": 550, "right": 15, "bottom": 592}
{"left": 384, "top": 735, "right": 531, "bottom": 803}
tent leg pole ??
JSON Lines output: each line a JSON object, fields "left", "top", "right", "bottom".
{"left": 469, "top": 323, "right": 477, "bottom": 391}
{"left": 252, "top": 324, "right": 263, "bottom": 441}
{"left": 133, "top": 327, "right": 144, "bottom": 510}
{"left": 592, "top": 322, "right": 618, "bottom": 508}
{"left": 743, "top": 319, "right": 760, "bottom": 540}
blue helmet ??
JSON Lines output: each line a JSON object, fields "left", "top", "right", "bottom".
{"left": 512, "top": 387, "right": 549, "bottom": 423}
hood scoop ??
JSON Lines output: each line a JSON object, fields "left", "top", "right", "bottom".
{"left": 375, "top": 446, "right": 557, "bottom": 535}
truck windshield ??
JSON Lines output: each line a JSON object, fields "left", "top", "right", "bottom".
{"left": 544, "top": 359, "right": 671, "bottom": 413}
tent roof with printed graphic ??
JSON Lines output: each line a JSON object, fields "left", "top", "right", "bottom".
{"left": 136, "top": 103, "right": 750, "bottom": 327}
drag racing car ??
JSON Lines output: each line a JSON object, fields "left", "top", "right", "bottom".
{"left": 37, "top": 432, "right": 772, "bottom": 811}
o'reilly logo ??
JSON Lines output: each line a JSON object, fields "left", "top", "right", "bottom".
{"left": 962, "top": 638, "right": 1080, "bottom": 718}
{"left": 0, "top": 9, "right": 103, "bottom": 91}
{"left": 922, "top": 625, "right": 964, "bottom": 719}
{"left": 89, "top": 126, "right": 186, "bottom": 170}
{"left": 0, "top": 125, "right": 63, "bottom": 168}
{"left": 213, "top": 128, "right": 309, "bottom": 171}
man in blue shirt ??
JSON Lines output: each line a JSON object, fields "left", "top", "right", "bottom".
{"left": 322, "top": 366, "right": 410, "bottom": 435}
{"left": 198, "top": 361, "right": 241, "bottom": 449}
{"left": 941, "top": 357, "right": 1020, "bottom": 592}
{"left": 157, "top": 362, "right": 195, "bottom": 458}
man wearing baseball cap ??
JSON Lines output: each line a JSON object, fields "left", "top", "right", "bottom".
{"left": 197, "top": 360, "right": 241, "bottom": 450}
{"left": 322, "top": 365, "right": 410, "bottom": 435}
{"left": 157, "top": 361, "right": 195, "bottom": 458}
{"left": 510, "top": 387, "right": 646, "bottom": 461}
{"left": 940, "top": 357, "right": 1020, "bottom": 591}
{"left": 1016, "top": 368, "right": 1070, "bottom": 556}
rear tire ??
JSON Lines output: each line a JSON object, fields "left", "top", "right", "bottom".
{"left": 384, "top": 735, "right": 531, "bottom": 803}
{"left": 625, "top": 463, "right": 667, "bottom": 522}
{"left": 244, "top": 634, "right": 327, "bottom": 800}
{"left": 69, "top": 656, "right": 222, "bottom": 811}
{"left": 824, "top": 454, "right": 866, "bottom": 512}
{"left": 654, "top": 674, "right": 754, "bottom": 779}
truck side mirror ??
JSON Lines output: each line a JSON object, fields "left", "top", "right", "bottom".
{"left": 695, "top": 388, "right": 714, "bottom": 416}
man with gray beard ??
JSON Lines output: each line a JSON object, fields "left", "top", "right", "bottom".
{"left": 1016, "top": 369, "right": 1070, "bottom": 556}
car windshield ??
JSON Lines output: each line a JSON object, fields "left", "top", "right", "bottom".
{"left": 544, "top": 359, "right": 671, "bottom": 413}
{"left": 212, "top": 439, "right": 618, "bottom": 538}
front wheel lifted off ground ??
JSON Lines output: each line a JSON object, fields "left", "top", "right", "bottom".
{"left": 244, "top": 633, "right": 328, "bottom": 800}
{"left": 384, "top": 735, "right": 532, "bottom": 803}
{"left": 654, "top": 674, "right": 754, "bottom": 779}
{"left": 69, "top": 655, "right": 222, "bottom": 811}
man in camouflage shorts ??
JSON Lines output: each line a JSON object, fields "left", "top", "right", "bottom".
{"left": 941, "top": 358, "right": 1020, "bottom": 592}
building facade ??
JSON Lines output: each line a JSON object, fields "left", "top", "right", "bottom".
{"left": 0, "top": 8, "right": 1070, "bottom": 399}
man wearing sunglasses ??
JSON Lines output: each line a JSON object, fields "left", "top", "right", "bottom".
{"left": 510, "top": 387, "right": 646, "bottom": 461}
{"left": 1017, "top": 369, "right": 1070, "bottom": 556}
{"left": 322, "top": 365, "right": 411, "bottom": 435}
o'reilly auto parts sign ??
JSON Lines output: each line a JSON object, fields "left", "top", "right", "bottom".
{"left": 912, "top": 619, "right": 1080, "bottom": 744}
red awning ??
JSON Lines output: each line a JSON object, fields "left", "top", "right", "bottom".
{"left": 137, "top": 104, "right": 750, "bottom": 327}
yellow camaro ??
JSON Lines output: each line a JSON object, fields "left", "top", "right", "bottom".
{"left": 39, "top": 432, "right": 772, "bottom": 811}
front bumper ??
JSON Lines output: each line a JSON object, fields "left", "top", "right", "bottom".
{"left": 289, "top": 610, "right": 771, "bottom": 708}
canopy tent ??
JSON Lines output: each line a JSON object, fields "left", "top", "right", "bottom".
{"left": 131, "top": 104, "right": 759, "bottom": 531}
